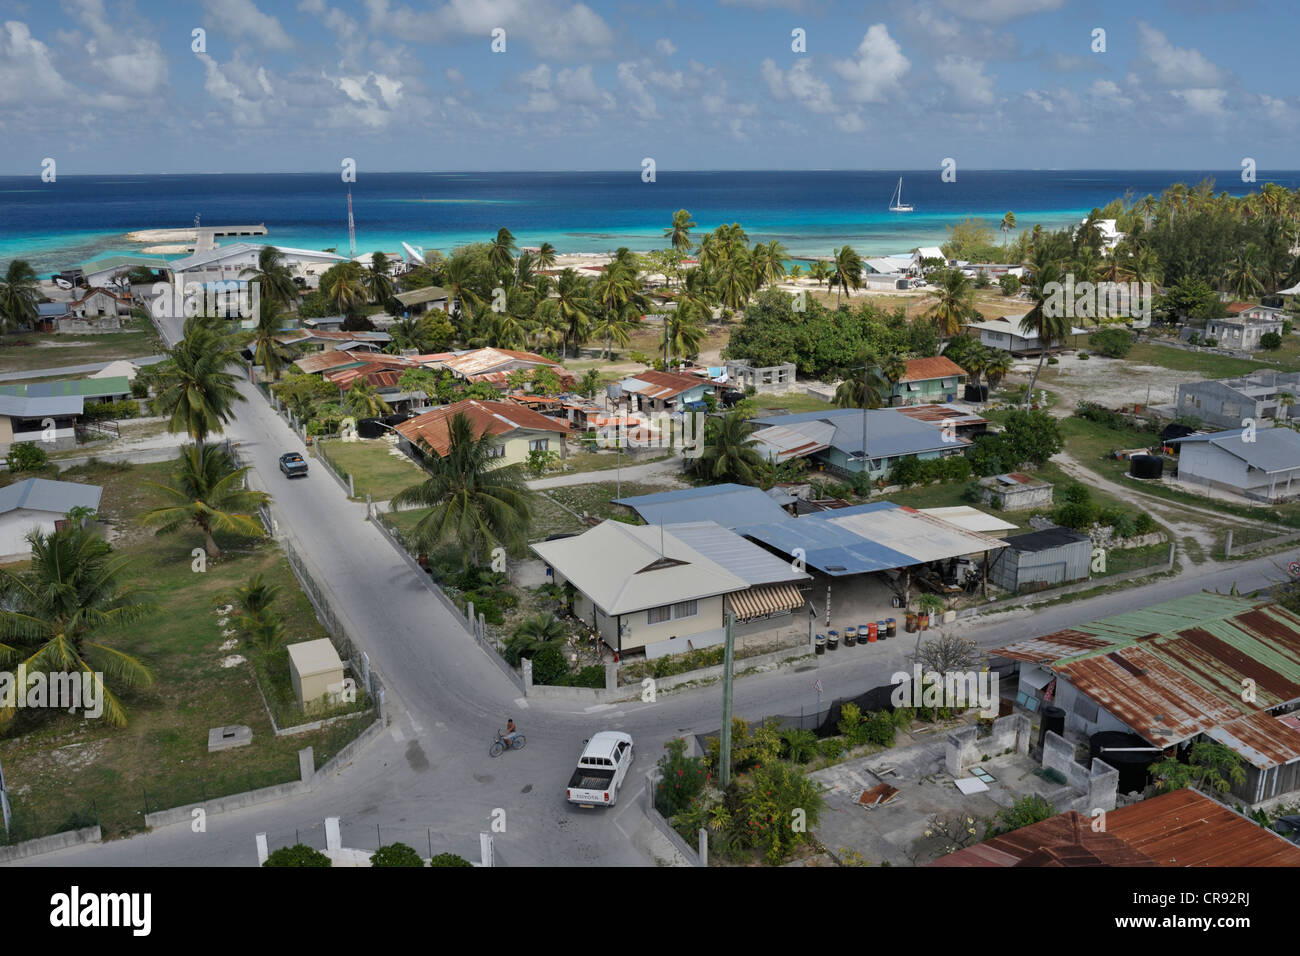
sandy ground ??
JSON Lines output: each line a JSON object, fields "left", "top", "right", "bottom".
{"left": 1032, "top": 352, "right": 1188, "bottom": 411}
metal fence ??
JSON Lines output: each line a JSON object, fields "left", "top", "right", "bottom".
{"left": 260, "top": 817, "right": 482, "bottom": 864}
{"left": 0, "top": 802, "right": 100, "bottom": 847}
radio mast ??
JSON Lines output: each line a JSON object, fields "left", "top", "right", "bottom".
{"left": 347, "top": 189, "right": 357, "bottom": 258}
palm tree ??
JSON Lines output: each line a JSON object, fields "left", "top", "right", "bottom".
{"left": 926, "top": 268, "right": 978, "bottom": 339}
{"left": 984, "top": 350, "right": 1013, "bottom": 392}
{"left": 590, "top": 262, "right": 644, "bottom": 357}
{"left": 692, "top": 410, "right": 766, "bottom": 486}
{"left": 504, "top": 612, "right": 567, "bottom": 665}
{"left": 153, "top": 319, "right": 245, "bottom": 445}
{"left": 321, "top": 261, "right": 367, "bottom": 319}
{"left": 1223, "top": 244, "right": 1265, "bottom": 299}
{"left": 0, "top": 525, "right": 156, "bottom": 728}
{"left": 142, "top": 444, "right": 269, "bottom": 558}
{"left": 243, "top": 304, "right": 295, "bottom": 381}
{"left": 240, "top": 246, "right": 297, "bottom": 311}
{"left": 391, "top": 412, "right": 533, "bottom": 567}
{"left": 665, "top": 209, "right": 697, "bottom": 255}
{"left": 834, "top": 360, "right": 887, "bottom": 410}
{"left": 341, "top": 380, "right": 393, "bottom": 418}
{"left": 442, "top": 255, "right": 484, "bottom": 321}
{"left": 1019, "top": 262, "right": 1069, "bottom": 408}
{"left": 363, "top": 251, "right": 394, "bottom": 305}
{"left": 0, "top": 259, "right": 40, "bottom": 333}
{"left": 554, "top": 268, "right": 593, "bottom": 359}
{"left": 1000, "top": 211, "right": 1017, "bottom": 250}
{"left": 535, "top": 242, "right": 558, "bottom": 272}
{"left": 809, "top": 261, "right": 832, "bottom": 289}
{"left": 661, "top": 308, "right": 706, "bottom": 365}
{"left": 751, "top": 240, "right": 789, "bottom": 290}
{"left": 831, "top": 245, "right": 863, "bottom": 307}
{"left": 962, "top": 342, "right": 991, "bottom": 388}
{"left": 713, "top": 250, "right": 755, "bottom": 313}
{"left": 489, "top": 228, "right": 518, "bottom": 280}
{"left": 881, "top": 353, "right": 909, "bottom": 405}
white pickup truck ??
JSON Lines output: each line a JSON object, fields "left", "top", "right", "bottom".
{"left": 565, "top": 731, "right": 634, "bottom": 808}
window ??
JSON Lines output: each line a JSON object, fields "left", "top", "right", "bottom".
{"left": 647, "top": 600, "right": 697, "bottom": 625}
{"left": 528, "top": 438, "right": 549, "bottom": 452}
{"left": 486, "top": 444, "right": 506, "bottom": 458}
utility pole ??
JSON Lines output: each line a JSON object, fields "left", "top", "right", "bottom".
{"left": 851, "top": 364, "right": 872, "bottom": 480}
{"left": 720, "top": 610, "right": 735, "bottom": 789}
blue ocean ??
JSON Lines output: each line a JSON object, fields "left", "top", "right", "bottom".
{"left": 0, "top": 170, "right": 1294, "bottom": 275}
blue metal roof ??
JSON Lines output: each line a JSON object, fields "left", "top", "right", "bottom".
{"left": 614, "top": 483, "right": 793, "bottom": 529}
{"left": 739, "top": 515, "right": 917, "bottom": 576}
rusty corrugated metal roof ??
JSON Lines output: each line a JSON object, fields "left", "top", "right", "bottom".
{"left": 1105, "top": 789, "right": 1300, "bottom": 866}
{"left": 992, "top": 595, "right": 1300, "bottom": 752}
{"left": 1205, "top": 711, "right": 1300, "bottom": 769}
{"left": 932, "top": 790, "right": 1300, "bottom": 867}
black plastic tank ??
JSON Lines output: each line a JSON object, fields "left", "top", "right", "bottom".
{"left": 1090, "top": 731, "right": 1160, "bottom": 794}
{"left": 1037, "top": 704, "right": 1066, "bottom": 750}
{"left": 1130, "top": 455, "right": 1164, "bottom": 479}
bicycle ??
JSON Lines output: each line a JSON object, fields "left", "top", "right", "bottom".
{"left": 489, "top": 729, "right": 526, "bottom": 757}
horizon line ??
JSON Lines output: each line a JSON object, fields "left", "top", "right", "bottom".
{"left": 0, "top": 167, "right": 1293, "bottom": 177}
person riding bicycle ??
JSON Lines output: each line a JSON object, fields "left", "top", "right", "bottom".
{"left": 503, "top": 718, "right": 519, "bottom": 749}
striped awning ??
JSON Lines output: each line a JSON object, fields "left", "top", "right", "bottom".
{"left": 730, "top": 583, "right": 806, "bottom": 621}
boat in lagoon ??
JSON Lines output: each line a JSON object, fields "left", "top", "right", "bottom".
{"left": 889, "top": 177, "right": 913, "bottom": 213}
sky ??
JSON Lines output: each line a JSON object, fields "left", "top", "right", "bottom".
{"left": 0, "top": 0, "right": 1296, "bottom": 174}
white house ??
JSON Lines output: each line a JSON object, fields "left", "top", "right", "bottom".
{"left": 963, "top": 315, "right": 1064, "bottom": 354}
{"left": 1169, "top": 426, "right": 1300, "bottom": 502}
{"left": 0, "top": 394, "right": 83, "bottom": 453}
{"left": 169, "top": 242, "right": 347, "bottom": 286}
{"left": 0, "top": 478, "right": 102, "bottom": 559}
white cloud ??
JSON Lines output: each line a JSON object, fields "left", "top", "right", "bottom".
{"left": 833, "top": 24, "right": 910, "bottom": 103}
{"left": 938, "top": 0, "right": 1063, "bottom": 19}
{"left": 1137, "top": 22, "right": 1226, "bottom": 88}
{"left": 761, "top": 58, "right": 833, "bottom": 113}
{"left": 65, "top": 0, "right": 169, "bottom": 98}
{"left": 618, "top": 61, "right": 659, "bottom": 120}
{"left": 655, "top": 38, "right": 676, "bottom": 56}
{"left": 204, "top": 0, "right": 294, "bottom": 51}
{"left": 365, "top": 0, "right": 615, "bottom": 58}
{"left": 556, "top": 65, "right": 615, "bottom": 110}
{"left": 1089, "top": 79, "right": 1132, "bottom": 108}
{"left": 935, "top": 56, "right": 995, "bottom": 108}
{"left": 1172, "top": 88, "right": 1227, "bottom": 115}
{"left": 0, "top": 20, "right": 75, "bottom": 104}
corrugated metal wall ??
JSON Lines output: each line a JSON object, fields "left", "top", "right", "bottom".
{"left": 989, "top": 540, "right": 1091, "bottom": 592}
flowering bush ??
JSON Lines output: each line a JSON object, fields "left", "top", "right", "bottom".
{"left": 655, "top": 737, "right": 709, "bottom": 818}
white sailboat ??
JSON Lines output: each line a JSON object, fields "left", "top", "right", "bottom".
{"left": 888, "top": 177, "right": 913, "bottom": 213}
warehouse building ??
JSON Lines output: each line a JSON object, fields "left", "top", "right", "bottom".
{"left": 986, "top": 527, "right": 1092, "bottom": 593}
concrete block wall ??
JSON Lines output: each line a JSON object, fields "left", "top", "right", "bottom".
{"left": 945, "top": 713, "right": 1030, "bottom": 775}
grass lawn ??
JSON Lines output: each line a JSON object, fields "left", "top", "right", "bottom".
{"left": 0, "top": 319, "right": 163, "bottom": 376}
{"left": 1122, "top": 341, "right": 1266, "bottom": 378}
{"left": 543, "top": 479, "right": 676, "bottom": 525}
{"left": 556, "top": 449, "right": 673, "bottom": 475}
{"left": 315, "top": 438, "right": 424, "bottom": 501}
{"left": 750, "top": 392, "right": 836, "bottom": 414}
{"left": 0, "top": 459, "right": 375, "bottom": 843}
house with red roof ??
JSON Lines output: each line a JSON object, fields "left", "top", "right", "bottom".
{"left": 885, "top": 356, "right": 967, "bottom": 406}
{"left": 393, "top": 399, "right": 568, "bottom": 466}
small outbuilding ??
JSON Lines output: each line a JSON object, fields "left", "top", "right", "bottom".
{"left": 986, "top": 526, "right": 1092, "bottom": 593}
{"left": 286, "top": 639, "right": 346, "bottom": 712}
{"left": 978, "top": 472, "right": 1054, "bottom": 511}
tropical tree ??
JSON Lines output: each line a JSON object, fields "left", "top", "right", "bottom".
{"left": 391, "top": 412, "right": 534, "bottom": 566}
{"left": 243, "top": 304, "right": 295, "bottom": 381}
{"left": 363, "top": 251, "right": 394, "bottom": 304}
{"left": 590, "top": 261, "right": 644, "bottom": 358}
{"left": 664, "top": 209, "right": 697, "bottom": 255}
{"left": 142, "top": 444, "right": 269, "bottom": 558}
{"left": 489, "top": 227, "right": 518, "bottom": 280}
{"left": 751, "top": 240, "right": 789, "bottom": 291}
{"left": 808, "top": 261, "right": 832, "bottom": 289}
{"left": 661, "top": 308, "right": 706, "bottom": 365}
{"left": 153, "top": 318, "right": 245, "bottom": 445}
{"left": 554, "top": 268, "right": 593, "bottom": 358}
{"left": 691, "top": 410, "right": 766, "bottom": 486}
{"left": 984, "top": 350, "right": 1013, "bottom": 391}
{"left": 240, "top": 246, "right": 297, "bottom": 310}
{"left": 926, "top": 268, "right": 978, "bottom": 339}
{"left": 1018, "top": 261, "right": 1069, "bottom": 407}
{"left": 1000, "top": 211, "right": 1017, "bottom": 250}
{"left": 535, "top": 242, "right": 558, "bottom": 272}
{"left": 1222, "top": 243, "right": 1265, "bottom": 299}
{"left": 0, "top": 259, "right": 40, "bottom": 333}
{"left": 831, "top": 245, "right": 863, "bottom": 308}
{"left": 341, "top": 380, "right": 393, "bottom": 418}
{"left": 321, "top": 261, "right": 368, "bottom": 319}
{"left": 881, "top": 353, "right": 909, "bottom": 402}
{"left": 834, "top": 357, "right": 887, "bottom": 410}
{"left": 503, "top": 613, "right": 568, "bottom": 666}
{"left": 0, "top": 525, "right": 156, "bottom": 728}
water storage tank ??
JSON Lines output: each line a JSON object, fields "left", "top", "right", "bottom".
{"left": 1037, "top": 705, "right": 1066, "bottom": 751}
{"left": 1090, "top": 731, "right": 1160, "bottom": 794}
{"left": 1130, "top": 455, "right": 1164, "bottom": 479}
{"left": 963, "top": 384, "right": 990, "bottom": 403}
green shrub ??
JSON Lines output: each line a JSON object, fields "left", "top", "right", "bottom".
{"left": 428, "top": 853, "right": 473, "bottom": 867}
{"left": 781, "top": 728, "right": 818, "bottom": 764}
{"left": 837, "top": 702, "right": 865, "bottom": 742}
{"left": 1062, "top": 483, "right": 1092, "bottom": 505}
{"left": 567, "top": 664, "right": 606, "bottom": 688}
{"left": 1260, "top": 331, "right": 1283, "bottom": 351}
{"left": 861, "top": 711, "right": 897, "bottom": 747}
{"left": 1053, "top": 501, "right": 1096, "bottom": 530}
{"left": 655, "top": 738, "right": 709, "bottom": 818}
{"left": 999, "top": 274, "right": 1020, "bottom": 296}
{"left": 891, "top": 706, "right": 916, "bottom": 729}
{"left": 996, "top": 794, "right": 1055, "bottom": 833}
{"left": 1133, "top": 513, "right": 1157, "bottom": 535}
{"left": 1110, "top": 511, "right": 1137, "bottom": 538}
{"left": 1077, "top": 351, "right": 1090, "bottom": 360}
{"left": 264, "top": 844, "right": 332, "bottom": 867}
{"left": 1091, "top": 328, "right": 1133, "bottom": 358}
{"left": 733, "top": 761, "right": 827, "bottom": 865}
{"left": 130, "top": 378, "right": 149, "bottom": 398}
{"left": 530, "top": 642, "right": 569, "bottom": 685}
{"left": 962, "top": 480, "right": 984, "bottom": 503}
{"left": 818, "top": 737, "right": 845, "bottom": 760}
{"left": 82, "top": 398, "right": 138, "bottom": 421}
{"left": 6, "top": 442, "right": 48, "bottom": 473}
{"left": 371, "top": 843, "right": 425, "bottom": 867}
{"left": 1047, "top": 356, "right": 1059, "bottom": 365}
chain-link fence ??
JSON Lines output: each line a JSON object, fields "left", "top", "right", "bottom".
{"left": 0, "top": 801, "right": 100, "bottom": 847}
